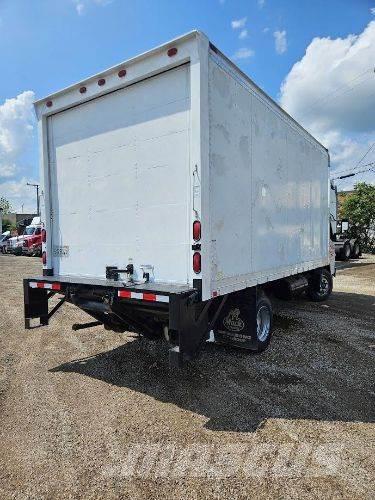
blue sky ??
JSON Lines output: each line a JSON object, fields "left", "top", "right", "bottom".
{"left": 0, "top": 0, "right": 374, "bottom": 212}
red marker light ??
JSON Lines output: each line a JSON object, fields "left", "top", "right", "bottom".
{"left": 193, "top": 220, "right": 201, "bottom": 241}
{"left": 98, "top": 78, "right": 106, "bottom": 86}
{"left": 118, "top": 69, "right": 127, "bottom": 78}
{"left": 79, "top": 86, "right": 87, "bottom": 94}
{"left": 193, "top": 252, "right": 201, "bottom": 274}
{"left": 42, "top": 229, "right": 46, "bottom": 243}
{"left": 46, "top": 100, "right": 53, "bottom": 108}
{"left": 167, "top": 47, "right": 178, "bottom": 57}
{"left": 42, "top": 251, "right": 47, "bottom": 265}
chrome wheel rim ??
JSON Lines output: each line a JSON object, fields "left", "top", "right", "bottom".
{"left": 257, "top": 305, "right": 271, "bottom": 342}
{"left": 318, "top": 275, "right": 329, "bottom": 296}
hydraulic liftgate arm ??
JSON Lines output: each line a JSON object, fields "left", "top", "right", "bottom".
{"left": 24, "top": 279, "right": 66, "bottom": 328}
{"left": 168, "top": 291, "right": 229, "bottom": 368}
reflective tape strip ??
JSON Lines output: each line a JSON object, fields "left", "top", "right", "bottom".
{"left": 29, "top": 282, "right": 61, "bottom": 291}
{"left": 117, "top": 290, "right": 169, "bottom": 303}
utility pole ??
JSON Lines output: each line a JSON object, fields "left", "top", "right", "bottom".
{"left": 26, "top": 183, "right": 40, "bottom": 216}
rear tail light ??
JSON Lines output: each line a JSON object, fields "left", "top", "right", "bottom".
{"left": 42, "top": 229, "right": 46, "bottom": 243}
{"left": 193, "top": 252, "right": 201, "bottom": 274}
{"left": 42, "top": 251, "right": 47, "bottom": 265}
{"left": 193, "top": 220, "right": 201, "bottom": 241}
{"left": 167, "top": 47, "right": 178, "bottom": 57}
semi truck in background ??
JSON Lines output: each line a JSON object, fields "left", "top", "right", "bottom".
{"left": 330, "top": 182, "right": 361, "bottom": 261}
{"left": 24, "top": 31, "right": 334, "bottom": 367}
{"left": 7, "top": 217, "right": 41, "bottom": 255}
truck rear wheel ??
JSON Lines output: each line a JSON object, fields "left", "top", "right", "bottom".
{"left": 351, "top": 241, "right": 360, "bottom": 259}
{"left": 254, "top": 291, "right": 273, "bottom": 352}
{"left": 342, "top": 241, "right": 351, "bottom": 261}
{"left": 307, "top": 269, "right": 332, "bottom": 302}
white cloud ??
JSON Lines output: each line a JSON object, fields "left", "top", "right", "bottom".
{"left": 263, "top": 27, "right": 270, "bottom": 34}
{"left": 0, "top": 177, "right": 39, "bottom": 213}
{"left": 258, "top": 0, "right": 265, "bottom": 8}
{"left": 371, "top": 7, "right": 375, "bottom": 15}
{"left": 0, "top": 164, "right": 17, "bottom": 178}
{"left": 279, "top": 21, "right": 375, "bottom": 187}
{"left": 273, "top": 30, "right": 287, "bottom": 54}
{"left": 73, "top": 0, "right": 113, "bottom": 15}
{"left": 0, "top": 91, "right": 35, "bottom": 158}
{"left": 231, "top": 17, "right": 247, "bottom": 29}
{"left": 0, "top": 91, "right": 36, "bottom": 212}
{"left": 76, "top": 2, "right": 85, "bottom": 14}
{"left": 239, "top": 29, "right": 248, "bottom": 40}
{"left": 232, "top": 47, "right": 255, "bottom": 60}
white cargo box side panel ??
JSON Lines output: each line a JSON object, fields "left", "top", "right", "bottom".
{"left": 47, "top": 64, "right": 191, "bottom": 282}
{"left": 208, "top": 53, "right": 329, "bottom": 296}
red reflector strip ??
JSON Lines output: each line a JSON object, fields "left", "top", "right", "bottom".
{"left": 143, "top": 293, "right": 156, "bottom": 302}
{"left": 117, "top": 291, "right": 169, "bottom": 303}
{"left": 29, "top": 282, "right": 61, "bottom": 291}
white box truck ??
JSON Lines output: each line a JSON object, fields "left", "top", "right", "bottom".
{"left": 24, "top": 31, "right": 334, "bottom": 366}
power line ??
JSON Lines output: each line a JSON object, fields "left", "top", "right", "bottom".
{"left": 332, "top": 142, "right": 375, "bottom": 177}
{"left": 332, "top": 162, "right": 375, "bottom": 180}
{"left": 353, "top": 141, "right": 375, "bottom": 169}
{"left": 303, "top": 67, "right": 374, "bottom": 115}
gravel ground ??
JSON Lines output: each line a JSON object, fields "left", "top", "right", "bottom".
{"left": 0, "top": 255, "right": 374, "bottom": 499}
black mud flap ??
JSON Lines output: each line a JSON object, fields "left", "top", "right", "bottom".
{"left": 168, "top": 291, "right": 228, "bottom": 368}
{"left": 23, "top": 280, "right": 49, "bottom": 328}
{"left": 214, "top": 287, "right": 258, "bottom": 350}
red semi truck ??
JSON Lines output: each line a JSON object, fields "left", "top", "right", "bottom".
{"left": 22, "top": 226, "right": 43, "bottom": 257}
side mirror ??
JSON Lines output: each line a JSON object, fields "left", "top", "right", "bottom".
{"left": 341, "top": 220, "right": 349, "bottom": 232}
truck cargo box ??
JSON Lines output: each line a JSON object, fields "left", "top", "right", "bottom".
{"left": 27, "top": 31, "right": 332, "bottom": 365}
{"left": 35, "top": 31, "right": 329, "bottom": 302}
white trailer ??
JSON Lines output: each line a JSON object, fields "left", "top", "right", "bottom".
{"left": 24, "top": 31, "right": 333, "bottom": 366}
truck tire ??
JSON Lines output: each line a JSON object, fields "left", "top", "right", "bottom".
{"left": 351, "top": 241, "right": 360, "bottom": 259}
{"left": 341, "top": 241, "right": 351, "bottom": 261}
{"left": 307, "top": 269, "right": 332, "bottom": 302}
{"left": 254, "top": 291, "right": 273, "bottom": 352}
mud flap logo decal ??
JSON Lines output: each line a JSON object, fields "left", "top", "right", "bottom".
{"left": 214, "top": 289, "right": 257, "bottom": 349}
{"left": 223, "top": 308, "right": 245, "bottom": 332}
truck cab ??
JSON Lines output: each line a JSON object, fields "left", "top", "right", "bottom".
{"left": 22, "top": 225, "right": 42, "bottom": 256}
{"left": 330, "top": 182, "right": 361, "bottom": 260}
{"left": 0, "top": 231, "right": 11, "bottom": 254}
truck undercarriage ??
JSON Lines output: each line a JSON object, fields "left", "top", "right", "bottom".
{"left": 24, "top": 267, "right": 331, "bottom": 367}
{"left": 24, "top": 276, "right": 254, "bottom": 367}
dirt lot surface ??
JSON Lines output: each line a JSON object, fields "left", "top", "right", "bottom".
{"left": 0, "top": 255, "right": 374, "bottom": 499}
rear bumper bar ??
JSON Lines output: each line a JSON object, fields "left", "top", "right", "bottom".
{"left": 23, "top": 275, "right": 257, "bottom": 368}
{"left": 25, "top": 275, "right": 194, "bottom": 302}
{"left": 23, "top": 275, "right": 218, "bottom": 367}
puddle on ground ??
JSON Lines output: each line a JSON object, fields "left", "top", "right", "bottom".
{"left": 273, "top": 314, "right": 302, "bottom": 331}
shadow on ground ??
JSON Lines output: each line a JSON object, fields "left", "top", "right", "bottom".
{"left": 335, "top": 260, "right": 374, "bottom": 271}
{"left": 50, "top": 291, "right": 375, "bottom": 432}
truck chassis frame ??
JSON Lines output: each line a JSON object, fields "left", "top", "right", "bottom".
{"left": 23, "top": 277, "right": 259, "bottom": 367}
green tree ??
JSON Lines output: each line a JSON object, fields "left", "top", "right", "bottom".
{"left": 340, "top": 182, "right": 375, "bottom": 253}
{"left": 0, "top": 197, "right": 12, "bottom": 214}
{"left": 1, "top": 219, "right": 16, "bottom": 232}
